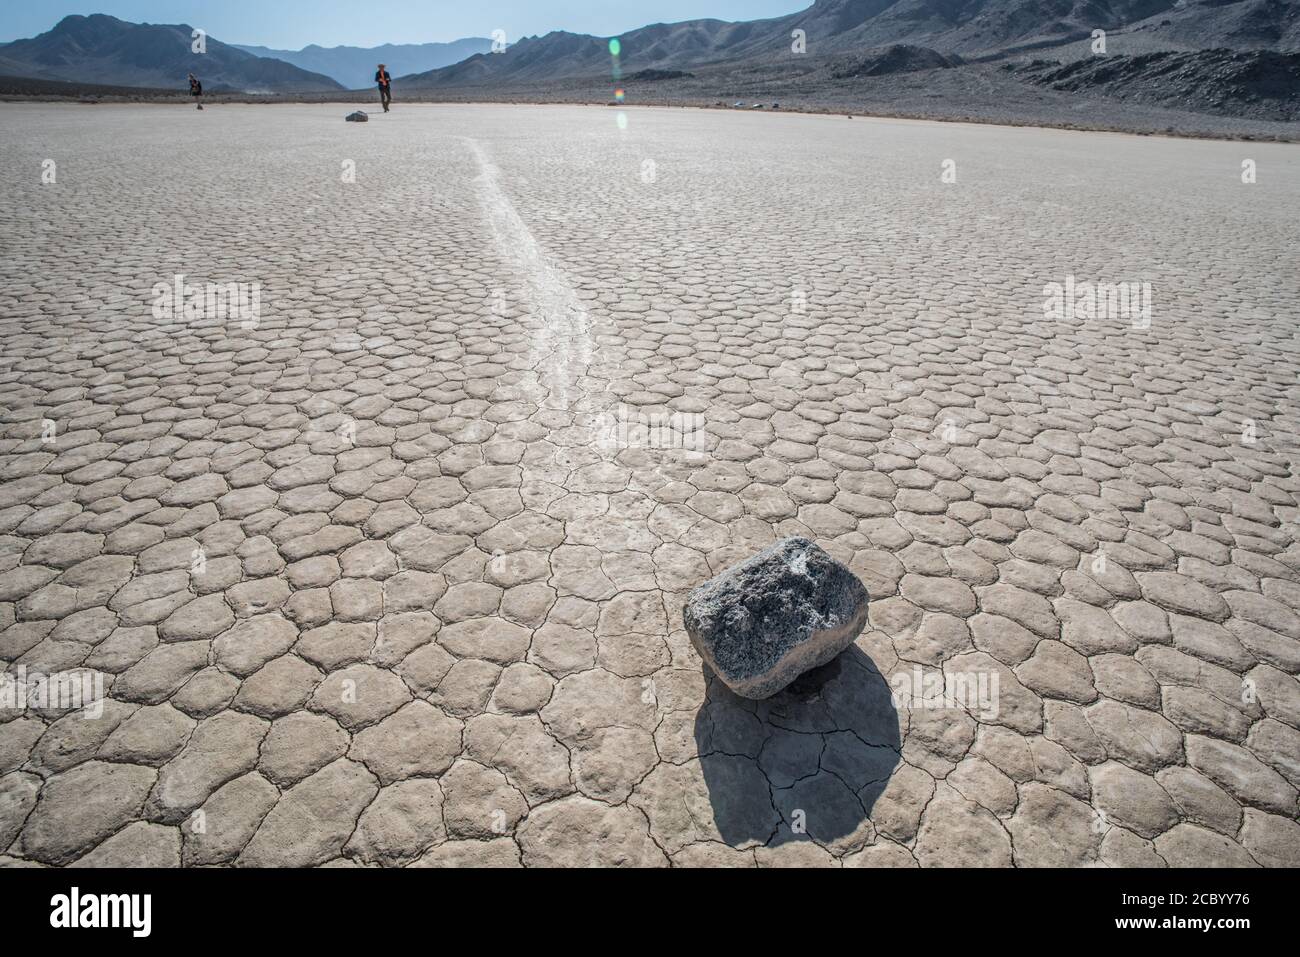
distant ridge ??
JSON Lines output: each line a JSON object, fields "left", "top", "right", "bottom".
{"left": 0, "top": 14, "right": 343, "bottom": 93}
{"left": 233, "top": 38, "right": 492, "bottom": 89}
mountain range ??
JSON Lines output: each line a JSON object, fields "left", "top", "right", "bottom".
{"left": 0, "top": 3, "right": 1296, "bottom": 130}
{"left": 401, "top": 0, "right": 1300, "bottom": 88}
{"left": 0, "top": 14, "right": 342, "bottom": 92}
{"left": 232, "top": 38, "right": 493, "bottom": 89}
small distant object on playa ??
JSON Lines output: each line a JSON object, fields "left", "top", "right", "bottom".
{"left": 346, "top": 111, "right": 369, "bottom": 122}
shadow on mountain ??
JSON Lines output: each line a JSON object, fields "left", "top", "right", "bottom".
{"left": 694, "top": 643, "right": 900, "bottom": 852}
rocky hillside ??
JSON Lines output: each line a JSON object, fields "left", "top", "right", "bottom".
{"left": 1015, "top": 48, "right": 1300, "bottom": 119}
{"left": 402, "top": 0, "right": 1300, "bottom": 88}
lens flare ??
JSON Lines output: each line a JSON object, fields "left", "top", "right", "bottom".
{"left": 615, "top": 88, "right": 625, "bottom": 103}
{"left": 609, "top": 38, "right": 622, "bottom": 57}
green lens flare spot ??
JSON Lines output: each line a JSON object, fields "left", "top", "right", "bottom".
{"left": 609, "top": 38, "right": 622, "bottom": 57}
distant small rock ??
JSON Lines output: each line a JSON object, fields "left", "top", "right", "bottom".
{"left": 345, "top": 111, "right": 369, "bottom": 122}
{"left": 683, "top": 537, "right": 869, "bottom": 699}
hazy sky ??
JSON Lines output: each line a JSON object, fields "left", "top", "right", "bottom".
{"left": 0, "top": 1, "right": 809, "bottom": 47}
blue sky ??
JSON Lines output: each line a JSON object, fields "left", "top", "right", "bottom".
{"left": 0, "top": 2, "right": 808, "bottom": 47}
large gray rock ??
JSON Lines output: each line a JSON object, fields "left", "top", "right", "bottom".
{"left": 683, "top": 537, "right": 869, "bottom": 699}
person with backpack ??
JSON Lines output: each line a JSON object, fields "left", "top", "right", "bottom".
{"left": 188, "top": 73, "right": 203, "bottom": 110}
{"left": 376, "top": 64, "right": 392, "bottom": 113}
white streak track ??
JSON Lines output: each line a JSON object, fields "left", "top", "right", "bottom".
{"left": 460, "top": 136, "right": 593, "bottom": 412}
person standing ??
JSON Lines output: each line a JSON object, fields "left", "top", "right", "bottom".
{"left": 188, "top": 72, "right": 203, "bottom": 110}
{"left": 376, "top": 64, "right": 392, "bottom": 113}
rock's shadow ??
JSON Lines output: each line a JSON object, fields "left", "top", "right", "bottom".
{"left": 694, "top": 644, "right": 900, "bottom": 854}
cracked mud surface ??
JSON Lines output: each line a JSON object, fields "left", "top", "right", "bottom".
{"left": 1, "top": 103, "right": 1298, "bottom": 868}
